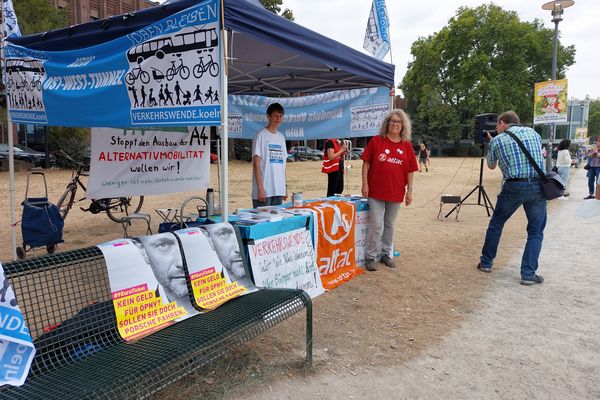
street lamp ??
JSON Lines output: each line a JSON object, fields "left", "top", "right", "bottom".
{"left": 542, "top": 0, "right": 574, "bottom": 171}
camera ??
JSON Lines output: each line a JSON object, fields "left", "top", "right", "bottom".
{"left": 474, "top": 113, "right": 498, "bottom": 144}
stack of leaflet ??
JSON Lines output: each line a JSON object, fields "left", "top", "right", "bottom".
{"left": 234, "top": 207, "right": 297, "bottom": 225}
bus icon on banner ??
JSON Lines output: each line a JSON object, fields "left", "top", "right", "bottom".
{"left": 127, "top": 28, "right": 218, "bottom": 63}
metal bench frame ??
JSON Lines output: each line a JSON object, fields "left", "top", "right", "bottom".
{"left": 0, "top": 247, "right": 312, "bottom": 399}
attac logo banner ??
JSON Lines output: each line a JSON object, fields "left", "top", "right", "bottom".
{"left": 6, "top": 0, "right": 221, "bottom": 127}
{"left": 228, "top": 87, "right": 390, "bottom": 139}
{"left": 88, "top": 126, "right": 210, "bottom": 198}
{"left": 299, "top": 201, "right": 363, "bottom": 290}
{"left": 0, "top": 263, "right": 36, "bottom": 386}
{"left": 534, "top": 79, "right": 568, "bottom": 124}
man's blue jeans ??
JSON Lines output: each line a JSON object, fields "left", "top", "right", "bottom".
{"left": 252, "top": 196, "right": 284, "bottom": 209}
{"left": 480, "top": 180, "right": 547, "bottom": 279}
{"left": 587, "top": 166, "right": 600, "bottom": 195}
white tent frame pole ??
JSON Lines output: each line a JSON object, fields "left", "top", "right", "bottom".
{"left": 1, "top": 0, "right": 19, "bottom": 260}
{"left": 220, "top": 0, "right": 228, "bottom": 221}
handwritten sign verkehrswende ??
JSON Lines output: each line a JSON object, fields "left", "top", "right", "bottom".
{"left": 248, "top": 228, "right": 324, "bottom": 298}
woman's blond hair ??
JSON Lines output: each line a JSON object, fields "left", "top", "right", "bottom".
{"left": 379, "top": 109, "right": 412, "bottom": 140}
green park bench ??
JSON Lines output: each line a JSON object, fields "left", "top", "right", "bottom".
{"left": 0, "top": 246, "right": 312, "bottom": 399}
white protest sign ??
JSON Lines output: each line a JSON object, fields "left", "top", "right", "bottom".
{"left": 0, "top": 263, "right": 36, "bottom": 386}
{"left": 88, "top": 126, "right": 210, "bottom": 198}
{"left": 354, "top": 210, "right": 368, "bottom": 267}
{"left": 247, "top": 228, "right": 324, "bottom": 299}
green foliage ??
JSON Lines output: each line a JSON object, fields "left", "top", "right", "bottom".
{"left": 48, "top": 127, "right": 90, "bottom": 165}
{"left": 259, "top": 0, "right": 294, "bottom": 21}
{"left": 400, "top": 4, "right": 575, "bottom": 146}
{"left": 588, "top": 98, "right": 600, "bottom": 139}
{"left": 13, "top": 0, "right": 68, "bottom": 35}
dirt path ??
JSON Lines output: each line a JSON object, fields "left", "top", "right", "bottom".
{"left": 243, "top": 168, "right": 600, "bottom": 400}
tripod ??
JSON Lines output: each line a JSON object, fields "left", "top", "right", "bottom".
{"left": 445, "top": 145, "right": 495, "bottom": 218}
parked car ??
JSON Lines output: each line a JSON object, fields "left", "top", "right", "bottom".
{"left": 234, "top": 139, "right": 253, "bottom": 162}
{"left": 0, "top": 144, "right": 56, "bottom": 167}
{"left": 348, "top": 147, "right": 364, "bottom": 160}
{"left": 289, "top": 146, "right": 324, "bottom": 160}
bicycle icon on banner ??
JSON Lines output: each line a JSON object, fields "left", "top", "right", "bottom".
{"left": 193, "top": 49, "right": 219, "bottom": 78}
{"left": 166, "top": 59, "right": 190, "bottom": 81}
{"left": 125, "top": 63, "right": 151, "bottom": 85}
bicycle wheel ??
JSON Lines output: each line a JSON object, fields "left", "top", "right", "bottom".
{"left": 56, "top": 185, "right": 77, "bottom": 220}
{"left": 106, "top": 196, "right": 144, "bottom": 222}
{"left": 125, "top": 71, "right": 136, "bottom": 85}
{"left": 166, "top": 68, "right": 176, "bottom": 81}
{"left": 209, "top": 63, "right": 219, "bottom": 77}
{"left": 140, "top": 70, "right": 150, "bottom": 84}
{"left": 193, "top": 64, "right": 204, "bottom": 79}
{"left": 180, "top": 66, "right": 190, "bottom": 80}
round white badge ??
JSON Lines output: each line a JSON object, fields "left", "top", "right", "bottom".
{"left": 398, "top": 149, "right": 404, "bottom": 155}
{"left": 385, "top": 149, "right": 390, "bottom": 154}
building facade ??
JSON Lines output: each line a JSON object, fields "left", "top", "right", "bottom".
{"left": 50, "top": 0, "right": 157, "bottom": 25}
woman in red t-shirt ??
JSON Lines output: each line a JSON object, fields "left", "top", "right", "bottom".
{"left": 361, "top": 109, "right": 418, "bottom": 271}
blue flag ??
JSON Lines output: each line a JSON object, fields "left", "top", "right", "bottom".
{"left": 363, "top": 0, "right": 390, "bottom": 60}
{"left": 2, "top": 0, "right": 22, "bottom": 38}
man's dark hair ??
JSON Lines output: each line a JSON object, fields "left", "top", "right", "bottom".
{"left": 266, "top": 103, "right": 284, "bottom": 116}
{"left": 498, "top": 111, "right": 520, "bottom": 125}
{"left": 558, "top": 139, "right": 571, "bottom": 151}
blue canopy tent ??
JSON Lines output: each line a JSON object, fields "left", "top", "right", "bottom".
{"left": 4, "top": 0, "right": 394, "bottom": 258}
{"left": 8, "top": 0, "right": 394, "bottom": 95}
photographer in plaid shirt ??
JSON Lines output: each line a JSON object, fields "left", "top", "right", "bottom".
{"left": 477, "top": 111, "right": 547, "bottom": 286}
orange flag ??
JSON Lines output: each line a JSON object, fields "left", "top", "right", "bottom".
{"left": 300, "top": 201, "right": 363, "bottom": 290}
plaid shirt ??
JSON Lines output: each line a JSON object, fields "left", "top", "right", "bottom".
{"left": 487, "top": 126, "right": 546, "bottom": 179}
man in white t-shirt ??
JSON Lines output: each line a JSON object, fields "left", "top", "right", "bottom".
{"left": 252, "top": 103, "right": 288, "bottom": 208}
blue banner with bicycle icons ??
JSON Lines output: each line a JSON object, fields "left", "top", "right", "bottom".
{"left": 5, "top": 0, "right": 222, "bottom": 128}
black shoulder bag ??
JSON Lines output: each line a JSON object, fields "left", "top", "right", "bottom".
{"left": 505, "top": 131, "right": 565, "bottom": 200}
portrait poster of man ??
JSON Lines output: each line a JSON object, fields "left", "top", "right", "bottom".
{"left": 174, "top": 226, "right": 256, "bottom": 311}
{"left": 98, "top": 235, "right": 198, "bottom": 342}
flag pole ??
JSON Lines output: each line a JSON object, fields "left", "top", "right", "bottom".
{"left": 219, "top": 0, "right": 228, "bottom": 221}
{"left": 1, "top": 0, "right": 19, "bottom": 260}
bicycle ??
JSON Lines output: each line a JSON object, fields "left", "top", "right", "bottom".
{"left": 56, "top": 150, "right": 144, "bottom": 223}
{"left": 125, "top": 65, "right": 150, "bottom": 85}
{"left": 192, "top": 50, "right": 219, "bottom": 79}
{"left": 166, "top": 59, "right": 190, "bottom": 81}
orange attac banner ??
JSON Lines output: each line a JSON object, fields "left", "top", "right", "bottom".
{"left": 300, "top": 201, "right": 363, "bottom": 290}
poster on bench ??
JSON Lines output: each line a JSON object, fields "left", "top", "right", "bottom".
{"left": 174, "top": 226, "right": 256, "bottom": 310}
{"left": 0, "top": 263, "right": 36, "bottom": 386}
{"left": 99, "top": 234, "right": 199, "bottom": 342}
{"left": 247, "top": 227, "right": 324, "bottom": 298}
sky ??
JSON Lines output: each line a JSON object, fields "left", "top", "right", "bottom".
{"left": 283, "top": 0, "right": 598, "bottom": 101}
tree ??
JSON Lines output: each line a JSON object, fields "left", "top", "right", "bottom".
{"left": 588, "top": 98, "right": 600, "bottom": 139}
{"left": 13, "top": 0, "right": 68, "bottom": 35}
{"left": 400, "top": 4, "right": 575, "bottom": 146}
{"left": 260, "top": 0, "right": 294, "bottom": 21}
